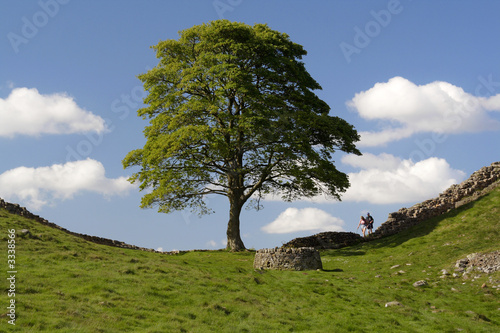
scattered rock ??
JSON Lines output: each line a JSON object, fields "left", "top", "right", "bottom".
{"left": 465, "top": 311, "right": 491, "bottom": 322}
{"left": 440, "top": 269, "right": 451, "bottom": 278}
{"left": 385, "top": 301, "right": 402, "bottom": 307}
{"left": 413, "top": 280, "right": 428, "bottom": 287}
{"left": 467, "top": 253, "right": 479, "bottom": 261}
{"left": 456, "top": 258, "right": 469, "bottom": 269}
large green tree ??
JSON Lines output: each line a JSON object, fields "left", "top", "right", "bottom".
{"left": 123, "top": 20, "right": 360, "bottom": 251}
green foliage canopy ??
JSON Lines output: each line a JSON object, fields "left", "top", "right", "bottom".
{"left": 123, "top": 20, "right": 360, "bottom": 250}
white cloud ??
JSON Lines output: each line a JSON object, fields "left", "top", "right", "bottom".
{"left": 206, "top": 240, "right": 218, "bottom": 248}
{"left": 340, "top": 153, "right": 466, "bottom": 204}
{"left": 206, "top": 239, "right": 227, "bottom": 248}
{"left": 0, "top": 81, "right": 15, "bottom": 91}
{"left": 260, "top": 153, "right": 465, "bottom": 206}
{"left": 261, "top": 207, "right": 345, "bottom": 234}
{"left": 341, "top": 152, "right": 402, "bottom": 170}
{"left": 347, "top": 77, "right": 500, "bottom": 146}
{"left": 0, "top": 158, "right": 135, "bottom": 210}
{"left": 0, "top": 87, "right": 107, "bottom": 137}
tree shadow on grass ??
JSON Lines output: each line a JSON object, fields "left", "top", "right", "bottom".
{"left": 322, "top": 249, "right": 366, "bottom": 257}
{"left": 321, "top": 268, "right": 344, "bottom": 272}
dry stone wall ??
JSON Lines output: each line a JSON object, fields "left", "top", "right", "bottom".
{"left": 282, "top": 231, "right": 363, "bottom": 250}
{"left": 372, "top": 162, "right": 500, "bottom": 239}
{"left": 0, "top": 198, "right": 168, "bottom": 254}
{"left": 253, "top": 247, "right": 323, "bottom": 270}
{"left": 3, "top": 162, "right": 499, "bottom": 258}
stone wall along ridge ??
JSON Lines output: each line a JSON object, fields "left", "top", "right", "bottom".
{"left": 371, "top": 161, "right": 500, "bottom": 239}
{"left": 0, "top": 198, "right": 174, "bottom": 254}
{"left": 282, "top": 231, "right": 363, "bottom": 250}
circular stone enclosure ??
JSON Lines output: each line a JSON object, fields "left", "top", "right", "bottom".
{"left": 253, "top": 247, "right": 323, "bottom": 271}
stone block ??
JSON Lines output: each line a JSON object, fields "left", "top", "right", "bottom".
{"left": 253, "top": 247, "right": 322, "bottom": 271}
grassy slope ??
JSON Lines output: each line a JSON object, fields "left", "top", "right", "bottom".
{"left": 1, "top": 187, "right": 499, "bottom": 332}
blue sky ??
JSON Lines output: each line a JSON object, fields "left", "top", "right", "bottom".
{"left": 1, "top": 0, "right": 499, "bottom": 251}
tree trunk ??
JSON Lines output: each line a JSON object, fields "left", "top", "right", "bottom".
{"left": 226, "top": 197, "right": 246, "bottom": 251}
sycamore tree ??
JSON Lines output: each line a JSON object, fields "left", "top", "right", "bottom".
{"left": 123, "top": 20, "right": 360, "bottom": 251}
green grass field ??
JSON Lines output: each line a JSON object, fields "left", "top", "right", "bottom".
{"left": 1, "top": 187, "right": 499, "bottom": 332}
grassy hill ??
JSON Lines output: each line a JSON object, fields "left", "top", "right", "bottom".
{"left": 1, "top": 187, "right": 499, "bottom": 332}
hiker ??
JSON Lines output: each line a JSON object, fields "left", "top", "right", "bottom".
{"left": 356, "top": 216, "right": 367, "bottom": 237}
{"left": 366, "top": 212, "right": 374, "bottom": 235}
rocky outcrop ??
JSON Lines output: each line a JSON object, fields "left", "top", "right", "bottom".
{"left": 455, "top": 251, "right": 500, "bottom": 275}
{"left": 282, "top": 231, "right": 363, "bottom": 250}
{"left": 253, "top": 247, "right": 323, "bottom": 271}
{"left": 372, "top": 162, "right": 500, "bottom": 238}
